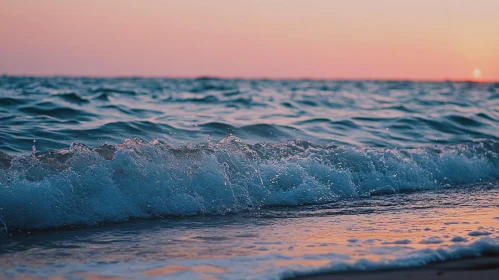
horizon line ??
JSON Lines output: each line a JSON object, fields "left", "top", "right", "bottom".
{"left": 1, "top": 74, "right": 497, "bottom": 83}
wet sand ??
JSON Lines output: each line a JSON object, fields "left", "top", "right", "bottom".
{"left": 291, "top": 257, "right": 499, "bottom": 280}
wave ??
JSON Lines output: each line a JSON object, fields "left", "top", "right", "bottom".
{"left": 55, "top": 93, "right": 90, "bottom": 105}
{"left": 18, "top": 102, "right": 95, "bottom": 121}
{"left": 1, "top": 137, "right": 499, "bottom": 230}
{"left": 1, "top": 237, "right": 498, "bottom": 279}
{"left": 2, "top": 77, "right": 499, "bottom": 153}
{"left": 90, "top": 87, "right": 138, "bottom": 96}
{"left": 282, "top": 238, "right": 499, "bottom": 279}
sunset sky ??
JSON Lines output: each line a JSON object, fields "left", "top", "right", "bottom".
{"left": 1, "top": 0, "right": 498, "bottom": 80}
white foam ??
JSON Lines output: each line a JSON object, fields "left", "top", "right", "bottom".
{"left": 2, "top": 238, "right": 498, "bottom": 280}
{"left": 1, "top": 139, "right": 499, "bottom": 229}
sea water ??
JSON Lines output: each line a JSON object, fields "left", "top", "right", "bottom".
{"left": 0, "top": 77, "right": 498, "bottom": 279}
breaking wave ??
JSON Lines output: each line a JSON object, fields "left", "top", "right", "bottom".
{"left": 1, "top": 137, "right": 499, "bottom": 230}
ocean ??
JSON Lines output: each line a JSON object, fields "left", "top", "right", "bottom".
{"left": 0, "top": 76, "right": 498, "bottom": 279}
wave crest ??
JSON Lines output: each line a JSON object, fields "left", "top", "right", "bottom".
{"left": 1, "top": 138, "right": 499, "bottom": 230}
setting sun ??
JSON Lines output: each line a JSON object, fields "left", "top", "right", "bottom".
{"left": 473, "top": 68, "right": 482, "bottom": 80}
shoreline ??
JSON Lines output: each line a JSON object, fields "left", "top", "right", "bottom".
{"left": 289, "top": 256, "right": 499, "bottom": 280}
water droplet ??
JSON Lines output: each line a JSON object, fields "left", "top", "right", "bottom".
{"left": 32, "top": 139, "right": 37, "bottom": 156}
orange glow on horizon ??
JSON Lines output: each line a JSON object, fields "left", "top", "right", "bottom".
{"left": 0, "top": 0, "right": 498, "bottom": 80}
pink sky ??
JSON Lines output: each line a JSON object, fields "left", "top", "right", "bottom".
{"left": 1, "top": 0, "right": 498, "bottom": 80}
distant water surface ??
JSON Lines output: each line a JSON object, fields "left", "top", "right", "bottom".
{"left": 1, "top": 77, "right": 498, "bottom": 153}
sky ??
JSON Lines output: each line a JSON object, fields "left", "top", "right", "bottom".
{"left": 1, "top": 0, "right": 498, "bottom": 80}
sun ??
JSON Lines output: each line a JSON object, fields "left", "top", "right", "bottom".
{"left": 473, "top": 68, "right": 482, "bottom": 80}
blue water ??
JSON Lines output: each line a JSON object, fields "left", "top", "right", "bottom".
{"left": 1, "top": 77, "right": 499, "bottom": 279}
{"left": 1, "top": 77, "right": 499, "bottom": 153}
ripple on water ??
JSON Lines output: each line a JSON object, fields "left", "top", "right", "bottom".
{"left": 0, "top": 77, "right": 498, "bottom": 153}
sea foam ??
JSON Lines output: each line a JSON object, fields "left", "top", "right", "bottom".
{"left": 2, "top": 237, "right": 498, "bottom": 280}
{"left": 1, "top": 137, "right": 499, "bottom": 230}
